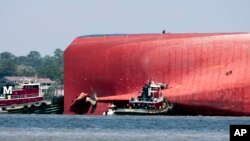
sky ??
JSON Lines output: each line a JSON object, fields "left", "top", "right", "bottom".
{"left": 0, "top": 0, "right": 250, "bottom": 56}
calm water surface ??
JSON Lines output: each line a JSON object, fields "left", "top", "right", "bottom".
{"left": 0, "top": 114, "right": 250, "bottom": 141}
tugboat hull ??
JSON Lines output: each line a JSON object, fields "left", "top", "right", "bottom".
{"left": 115, "top": 106, "right": 173, "bottom": 115}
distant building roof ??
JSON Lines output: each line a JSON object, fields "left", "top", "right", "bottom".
{"left": 0, "top": 76, "right": 54, "bottom": 84}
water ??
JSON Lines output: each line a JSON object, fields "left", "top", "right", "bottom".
{"left": 0, "top": 115, "right": 250, "bottom": 141}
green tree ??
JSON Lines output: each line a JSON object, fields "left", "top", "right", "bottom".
{"left": 14, "top": 56, "right": 28, "bottom": 65}
{"left": 42, "top": 55, "right": 56, "bottom": 66}
{"left": 15, "top": 65, "right": 36, "bottom": 76}
{"left": 54, "top": 48, "right": 63, "bottom": 60}
{"left": 0, "top": 52, "right": 17, "bottom": 78}
{"left": 0, "top": 52, "right": 15, "bottom": 60}
{"left": 0, "top": 49, "right": 64, "bottom": 83}
{"left": 0, "top": 61, "right": 17, "bottom": 78}
{"left": 38, "top": 65, "right": 61, "bottom": 81}
{"left": 27, "top": 51, "right": 41, "bottom": 59}
{"left": 27, "top": 51, "right": 42, "bottom": 69}
{"left": 54, "top": 48, "right": 63, "bottom": 66}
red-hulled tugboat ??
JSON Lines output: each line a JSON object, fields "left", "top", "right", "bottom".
{"left": 103, "top": 81, "right": 173, "bottom": 115}
{"left": 0, "top": 82, "right": 47, "bottom": 113}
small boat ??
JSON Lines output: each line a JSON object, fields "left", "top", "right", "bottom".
{"left": 0, "top": 82, "right": 63, "bottom": 114}
{"left": 114, "top": 99, "right": 173, "bottom": 115}
{"left": 103, "top": 103, "right": 116, "bottom": 115}
{"left": 104, "top": 81, "right": 173, "bottom": 115}
{"left": 0, "top": 82, "right": 44, "bottom": 113}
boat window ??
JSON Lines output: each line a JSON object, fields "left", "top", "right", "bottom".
{"left": 24, "top": 85, "right": 39, "bottom": 89}
{"left": 151, "top": 87, "right": 159, "bottom": 91}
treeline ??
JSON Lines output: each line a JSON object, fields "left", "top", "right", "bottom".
{"left": 0, "top": 49, "right": 63, "bottom": 84}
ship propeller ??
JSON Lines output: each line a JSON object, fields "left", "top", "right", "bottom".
{"left": 86, "top": 87, "right": 98, "bottom": 113}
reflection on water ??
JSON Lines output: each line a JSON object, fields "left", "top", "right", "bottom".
{"left": 0, "top": 114, "right": 249, "bottom": 141}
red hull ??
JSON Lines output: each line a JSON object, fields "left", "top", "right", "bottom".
{"left": 64, "top": 33, "right": 250, "bottom": 116}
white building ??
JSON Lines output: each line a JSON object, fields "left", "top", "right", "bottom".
{"left": 0, "top": 76, "right": 54, "bottom": 96}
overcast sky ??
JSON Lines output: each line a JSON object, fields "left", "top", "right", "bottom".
{"left": 0, "top": 0, "right": 250, "bottom": 56}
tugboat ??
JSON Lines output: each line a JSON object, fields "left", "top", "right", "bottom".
{"left": 0, "top": 82, "right": 61, "bottom": 114}
{"left": 104, "top": 81, "right": 173, "bottom": 115}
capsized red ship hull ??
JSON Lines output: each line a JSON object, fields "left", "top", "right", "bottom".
{"left": 64, "top": 33, "right": 250, "bottom": 116}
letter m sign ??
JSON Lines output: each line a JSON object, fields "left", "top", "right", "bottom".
{"left": 3, "top": 86, "right": 13, "bottom": 94}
